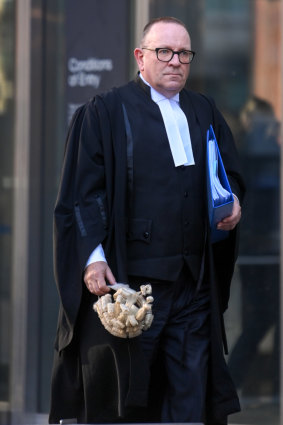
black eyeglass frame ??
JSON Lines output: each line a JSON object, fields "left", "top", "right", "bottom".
{"left": 142, "top": 47, "right": 196, "bottom": 64}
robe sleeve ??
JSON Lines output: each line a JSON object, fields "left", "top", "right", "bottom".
{"left": 53, "top": 99, "right": 109, "bottom": 350}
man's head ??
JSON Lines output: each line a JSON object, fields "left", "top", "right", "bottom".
{"left": 134, "top": 17, "right": 194, "bottom": 98}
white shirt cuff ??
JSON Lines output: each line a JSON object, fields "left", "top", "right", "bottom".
{"left": 86, "top": 244, "right": 107, "bottom": 267}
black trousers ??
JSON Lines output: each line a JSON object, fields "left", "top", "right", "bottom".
{"left": 49, "top": 267, "right": 221, "bottom": 424}
{"left": 129, "top": 267, "right": 211, "bottom": 423}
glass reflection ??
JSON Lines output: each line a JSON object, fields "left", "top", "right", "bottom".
{"left": 228, "top": 96, "right": 280, "bottom": 421}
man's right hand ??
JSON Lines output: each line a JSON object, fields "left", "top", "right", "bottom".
{"left": 84, "top": 261, "right": 116, "bottom": 296}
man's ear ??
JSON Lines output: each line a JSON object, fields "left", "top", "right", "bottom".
{"left": 134, "top": 48, "right": 144, "bottom": 72}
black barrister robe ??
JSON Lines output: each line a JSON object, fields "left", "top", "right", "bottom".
{"left": 50, "top": 78, "right": 245, "bottom": 423}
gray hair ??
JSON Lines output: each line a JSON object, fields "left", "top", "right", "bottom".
{"left": 140, "top": 16, "right": 189, "bottom": 46}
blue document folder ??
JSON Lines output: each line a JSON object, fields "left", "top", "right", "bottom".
{"left": 206, "top": 125, "right": 234, "bottom": 243}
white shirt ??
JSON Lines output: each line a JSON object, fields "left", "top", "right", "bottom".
{"left": 144, "top": 77, "right": 195, "bottom": 167}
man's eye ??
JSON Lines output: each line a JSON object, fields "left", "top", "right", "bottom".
{"left": 180, "top": 51, "right": 190, "bottom": 58}
{"left": 159, "top": 49, "right": 170, "bottom": 55}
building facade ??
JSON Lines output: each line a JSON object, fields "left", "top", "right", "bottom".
{"left": 0, "top": 0, "right": 282, "bottom": 423}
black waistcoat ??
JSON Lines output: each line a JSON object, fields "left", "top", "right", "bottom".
{"left": 118, "top": 81, "right": 206, "bottom": 282}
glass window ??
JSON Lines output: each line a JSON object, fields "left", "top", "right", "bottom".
{"left": 226, "top": 2, "right": 281, "bottom": 424}
{"left": 0, "top": 0, "right": 15, "bottom": 405}
{"left": 36, "top": 1, "right": 66, "bottom": 412}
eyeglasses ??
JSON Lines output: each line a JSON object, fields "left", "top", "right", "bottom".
{"left": 142, "top": 47, "right": 195, "bottom": 64}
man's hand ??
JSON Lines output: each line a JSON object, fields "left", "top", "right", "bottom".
{"left": 84, "top": 261, "right": 116, "bottom": 296}
{"left": 217, "top": 195, "right": 241, "bottom": 231}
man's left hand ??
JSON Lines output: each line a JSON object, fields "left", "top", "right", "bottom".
{"left": 217, "top": 195, "right": 241, "bottom": 231}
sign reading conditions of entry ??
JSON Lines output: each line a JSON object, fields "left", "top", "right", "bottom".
{"left": 66, "top": 0, "right": 129, "bottom": 124}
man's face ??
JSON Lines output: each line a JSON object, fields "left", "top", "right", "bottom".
{"left": 134, "top": 22, "right": 192, "bottom": 98}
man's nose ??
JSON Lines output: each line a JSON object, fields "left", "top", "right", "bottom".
{"left": 169, "top": 52, "right": 180, "bottom": 65}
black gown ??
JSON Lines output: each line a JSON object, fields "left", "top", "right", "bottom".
{"left": 49, "top": 78, "right": 245, "bottom": 424}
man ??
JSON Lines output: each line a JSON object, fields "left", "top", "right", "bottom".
{"left": 49, "top": 17, "right": 245, "bottom": 425}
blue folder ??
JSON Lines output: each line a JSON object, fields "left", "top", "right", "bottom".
{"left": 206, "top": 125, "right": 234, "bottom": 243}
